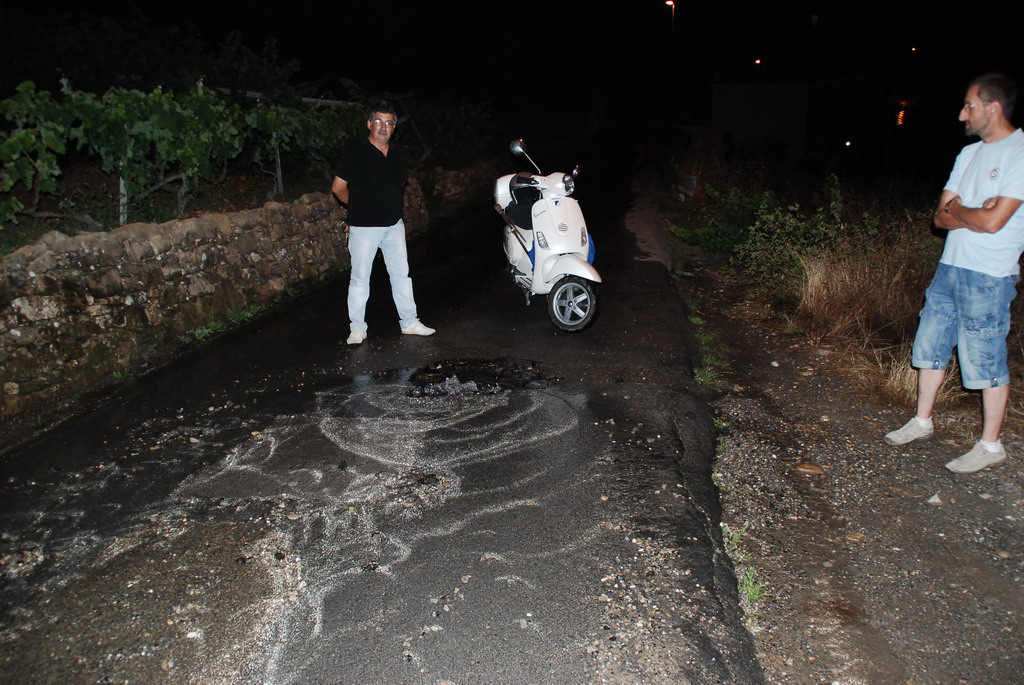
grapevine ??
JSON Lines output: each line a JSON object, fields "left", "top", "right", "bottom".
{"left": 0, "top": 81, "right": 360, "bottom": 231}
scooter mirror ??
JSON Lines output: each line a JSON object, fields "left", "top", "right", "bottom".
{"left": 510, "top": 139, "right": 542, "bottom": 174}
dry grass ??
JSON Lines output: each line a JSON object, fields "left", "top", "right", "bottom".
{"left": 796, "top": 249, "right": 924, "bottom": 343}
{"left": 791, "top": 221, "right": 1024, "bottom": 436}
{"left": 849, "top": 341, "right": 967, "bottom": 407}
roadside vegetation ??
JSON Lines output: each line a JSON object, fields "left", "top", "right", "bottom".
{"left": 717, "top": 519, "right": 766, "bottom": 630}
{"left": 663, "top": 137, "right": 1024, "bottom": 432}
{"left": 0, "top": 12, "right": 500, "bottom": 255}
{"left": 0, "top": 82, "right": 499, "bottom": 256}
{"left": 687, "top": 313, "right": 731, "bottom": 391}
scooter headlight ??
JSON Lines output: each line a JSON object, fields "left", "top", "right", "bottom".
{"left": 581, "top": 225, "right": 588, "bottom": 247}
{"left": 561, "top": 174, "right": 575, "bottom": 196}
{"left": 536, "top": 232, "right": 549, "bottom": 249}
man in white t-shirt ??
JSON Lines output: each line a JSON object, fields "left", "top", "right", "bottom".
{"left": 884, "top": 73, "right": 1024, "bottom": 473}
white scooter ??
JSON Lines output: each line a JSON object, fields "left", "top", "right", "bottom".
{"left": 493, "top": 139, "right": 601, "bottom": 332}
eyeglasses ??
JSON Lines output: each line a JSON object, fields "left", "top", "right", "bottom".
{"left": 371, "top": 118, "right": 396, "bottom": 128}
{"left": 962, "top": 102, "right": 981, "bottom": 111}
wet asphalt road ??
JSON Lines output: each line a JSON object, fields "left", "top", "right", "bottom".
{"left": 0, "top": 141, "right": 761, "bottom": 683}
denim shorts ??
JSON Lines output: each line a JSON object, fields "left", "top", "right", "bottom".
{"left": 912, "top": 263, "right": 1018, "bottom": 389}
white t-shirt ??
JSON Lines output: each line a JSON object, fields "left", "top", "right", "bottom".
{"left": 941, "top": 128, "right": 1024, "bottom": 277}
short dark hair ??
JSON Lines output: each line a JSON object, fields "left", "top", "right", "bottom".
{"left": 970, "top": 73, "right": 1017, "bottom": 119}
{"left": 367, "top": 101, "right": 397, "bottom": 121}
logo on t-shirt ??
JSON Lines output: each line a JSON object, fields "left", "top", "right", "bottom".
{"left": 990, "top": 167, "right": 1000, "bottom": 180}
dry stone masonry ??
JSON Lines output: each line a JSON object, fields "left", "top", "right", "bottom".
{"left": 1, "top": 194, "right": 342, "bottom": 421}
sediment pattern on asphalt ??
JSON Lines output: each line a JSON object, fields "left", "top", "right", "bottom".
{"left": 176, "top": 378, "right": 610, "bottom": 683}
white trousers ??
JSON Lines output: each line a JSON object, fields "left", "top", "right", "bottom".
{"left": 346, "top": 220, "right": 418, "bottom": 331}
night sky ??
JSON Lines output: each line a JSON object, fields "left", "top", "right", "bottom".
{"left": 11, "top": 2, "right": 1021, "bottom": 99}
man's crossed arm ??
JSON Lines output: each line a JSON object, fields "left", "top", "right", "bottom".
{"left": 935, "top": 189, "right": 1024, "bottom": 233}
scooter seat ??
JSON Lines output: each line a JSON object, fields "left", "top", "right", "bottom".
{"left": 507, "top": 175, "right": 540, "bottom": 231}
{"left": 506, "top": 201, "right": 535, "bottom": 231}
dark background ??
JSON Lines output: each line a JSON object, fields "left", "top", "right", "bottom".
{"left": 8, "top": 2, "right": 1022, "bottom": 107}
{"left": 3, "top": 1, "right": 1023, "bottom": 183}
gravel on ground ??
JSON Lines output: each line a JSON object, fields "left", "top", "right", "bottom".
{"left": 685, "top": 260, "right": 1023, "bottom": 684}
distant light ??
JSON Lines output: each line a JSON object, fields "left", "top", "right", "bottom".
{"left": 754, "top": 58, "right": 762, "bottom": 65}
{"left": 897, "top": 109, "right": 907, "bottom": 126}
{"left": 911, "top": 46, "right": 917, "bottom": 52}
{"left": 845, "top": 141, "right": 853, "bottom": 147}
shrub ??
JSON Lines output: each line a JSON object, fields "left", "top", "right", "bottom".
{"left": 670, "top": 185, "right": 765, "bottom": 257}
{"left": 732, "top": 175, "right": 839, "bottom": 293}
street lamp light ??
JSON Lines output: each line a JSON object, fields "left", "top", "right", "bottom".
{"left": 666, "top": 1, "right": 675, "bottom": 107}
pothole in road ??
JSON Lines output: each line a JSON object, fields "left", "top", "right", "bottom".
{"left": 406, "top": 358, "right": 550, "bottom": 396}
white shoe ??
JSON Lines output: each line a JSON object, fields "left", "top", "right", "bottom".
{"left": 945, "top": 442, "right": 1008, "bottom": 474}
{"left": 883, "top": 418, "right": 933, "bottom": 446}
{"left": 401, "top": 320, "right": 435, "bottom": 336}
{"left": 347, "top": 329, "right": 367, "bottom": 345}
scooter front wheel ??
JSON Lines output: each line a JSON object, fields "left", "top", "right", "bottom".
{"left": 547, "top": 276, "right": 598, "bottom": 332}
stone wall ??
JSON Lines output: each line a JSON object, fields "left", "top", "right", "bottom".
{"left": 0, "top": 178, "right": 434, "bottom": 443}
{"left": 0, "top": 161, "right": 498, "bottom": 451}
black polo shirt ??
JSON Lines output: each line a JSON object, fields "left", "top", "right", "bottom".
{"left": 333, "top": 138, "right": 407, "bottom": 227}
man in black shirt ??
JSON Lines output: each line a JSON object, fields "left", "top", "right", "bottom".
{"left": 332, "top": 103, "right": 435, "bottom": 345}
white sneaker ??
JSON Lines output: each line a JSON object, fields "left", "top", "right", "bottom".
{"left": 883, "top": 418, "right": 933, "bottom": 446}
{"left": 401, "top": 320, "right": 435, "bottom": 336}
{"left": 347, "top": 329, "right": 367, "bottom": 345}
{"left": 945, "top": 442, "right": 1008, "bottom": 474}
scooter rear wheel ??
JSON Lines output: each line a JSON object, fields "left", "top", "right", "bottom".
{"left": 547, "top": 276, "right": 598, "bottom": 332}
